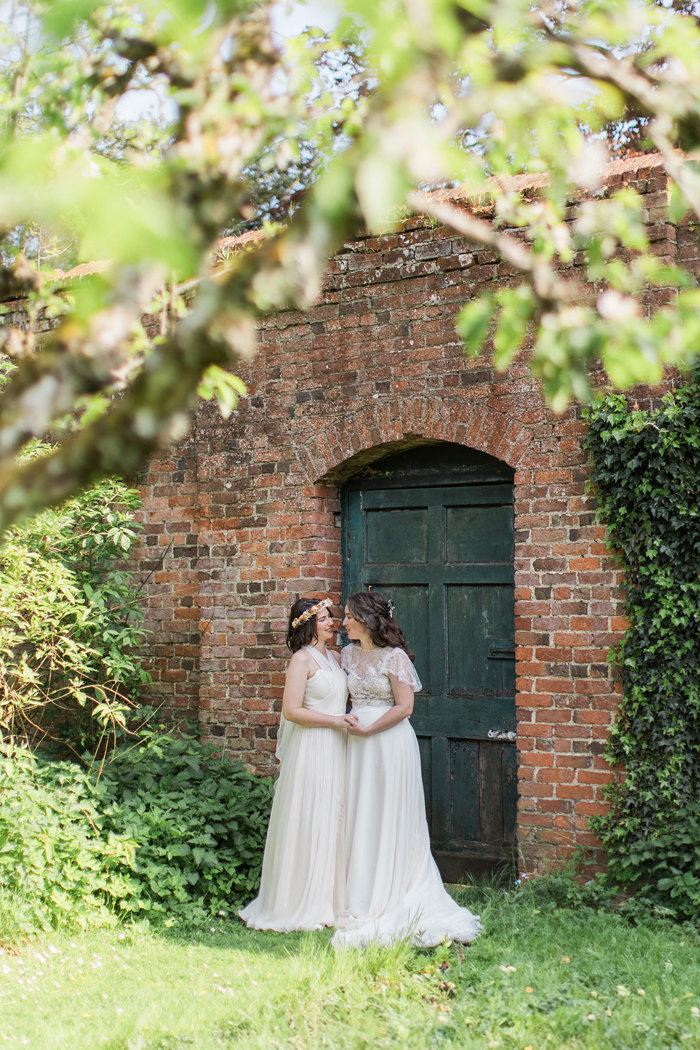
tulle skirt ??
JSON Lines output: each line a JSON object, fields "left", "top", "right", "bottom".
{"left": 239, "top": 720, "right": 346, "bottom": 932}
{"left": 331, "top": 705, "right": 483, "bottom": 949}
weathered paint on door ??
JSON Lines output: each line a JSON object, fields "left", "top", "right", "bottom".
{"left": 342, "top": 444, "right": 516, "bottom": 879}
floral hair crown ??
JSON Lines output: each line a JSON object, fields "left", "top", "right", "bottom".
{"left": 291, "top": 597, "right": 332, "bottom": 630}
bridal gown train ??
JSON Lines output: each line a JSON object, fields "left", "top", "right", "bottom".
{"left": 331, "top": 644, "right": 483, "bottom": 949}
{"left": 239, "top": 646, "right": 348, "bottom": 931}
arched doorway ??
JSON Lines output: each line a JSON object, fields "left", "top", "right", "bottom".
{"left": 342, "top": 442, "right": 516, "bottom": 879}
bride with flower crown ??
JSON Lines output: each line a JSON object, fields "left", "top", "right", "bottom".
{"left": 331, "top": 591, "right": 483, "bottom": 949}
{"left": 239, "top": 597, "right": 357, "bottom": 931}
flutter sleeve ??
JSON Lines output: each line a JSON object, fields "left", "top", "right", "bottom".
{"left": 384, "top": 648, "right": 422, "bottom": 692}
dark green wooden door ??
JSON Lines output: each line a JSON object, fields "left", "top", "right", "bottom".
{"left": 342, "top": 444, "right": 516, "bottom": 879}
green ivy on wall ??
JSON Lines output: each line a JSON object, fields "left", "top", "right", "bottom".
{"left": 585, "top": 379, "right": 700, "bottom": 920}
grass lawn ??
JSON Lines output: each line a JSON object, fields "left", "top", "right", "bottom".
{"left": 1, "top": 883, "right": 698, "bottom": 1050}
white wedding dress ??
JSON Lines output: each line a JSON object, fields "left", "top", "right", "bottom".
{"left": 331, "top": 644, "right": 483, "bottom": 949}
{"left": 239, "top": 646, "right": 348, "bottom": 931}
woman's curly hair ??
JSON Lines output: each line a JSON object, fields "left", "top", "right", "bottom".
{"left": 345, "top": 592, "right": 412, "bottom": 657}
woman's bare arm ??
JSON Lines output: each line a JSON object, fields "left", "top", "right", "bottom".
{"left": 282, "top": 649, "right": 355, "bottom": 729}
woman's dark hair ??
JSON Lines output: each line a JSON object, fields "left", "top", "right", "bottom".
{"left": 345, "top": 592, "right": 412, "bottom": 656}
{"left": 286, "top": 597, "right": 327, "bottom": 653}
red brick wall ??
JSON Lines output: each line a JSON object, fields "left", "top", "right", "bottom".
{"left": 133, "top": 154, "right": 696, "bottom": 872}
{"left": 133, "top": 440, "right": 200, "bottom": 726}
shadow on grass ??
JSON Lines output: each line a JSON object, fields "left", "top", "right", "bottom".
{"left": 149, "top": 872, "right": 511, "bottom": 957}
{"left": 116, "top": 866, "right": 700, "bottom": 965}
{"left": 152, "top": 917, "right": 336, "bottom": 957}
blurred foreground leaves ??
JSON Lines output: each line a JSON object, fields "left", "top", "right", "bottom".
{"left": 1, "top": 1, "right": 700, "bottom": 530}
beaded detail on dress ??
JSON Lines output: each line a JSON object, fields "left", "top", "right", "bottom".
{"left": 341, "top": 645, "right": 422, "bottom": 708}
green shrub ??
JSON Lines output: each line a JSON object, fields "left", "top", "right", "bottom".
{"left": 600, "top": 800, "right": 700, "bottom": 920}
{"left": 0, "top": 461, "right": 151, "bottom": 758}
{"left": 0, "top": 743, "right": 136, "bottom": 937}
{"left": 585, "top": 382, "right": 700, "bottom": 920}
{"left": 0, "top": 732, "right": 274, "bottom": 941}
{"left": 95, "top": 730, "right": 274, "bottom": 922}
{"left": 509, "top": 865, "right": 616, "bottom": 913}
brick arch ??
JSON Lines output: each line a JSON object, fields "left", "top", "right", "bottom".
{"left": 292, "top": 396, "right": 533, "bottom": 483}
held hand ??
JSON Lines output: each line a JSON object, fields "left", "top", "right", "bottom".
{"left": 347, "top": 723, "right": 372, "bottom": 737}
{"left": 336, "top": 714, "right": 359, "bottom": 729}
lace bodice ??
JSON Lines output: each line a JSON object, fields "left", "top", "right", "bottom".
{"left": 341, "top": 645, "right": 422, "bottom": 708}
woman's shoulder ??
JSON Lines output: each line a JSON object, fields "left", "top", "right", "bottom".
{"left": 380, "top": 645, "right": 409, "bottom": 661}
{"left": 288, "top": 647, "right": 314, "bottom": 668}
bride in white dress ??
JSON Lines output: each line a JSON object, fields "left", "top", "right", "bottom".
{"left": 332, "top": 591, "right": 483, "bottom": 949}
{"left": 239, "top": 597, "right": 356, "bottom": 931}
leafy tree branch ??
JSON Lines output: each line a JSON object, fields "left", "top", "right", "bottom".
{"left": 1, "top": 1, "right": 700, "bottom": 528}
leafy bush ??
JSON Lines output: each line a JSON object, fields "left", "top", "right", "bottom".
{"left": 585, "top": 382, "right": 700, "bottom": 920}
{"left": 0, "top": 462, "right": 151, "bottom": 757}
{"left": 0, "top": 733, "right": 274, "bottom": 941}
{"left": 599, "top": 800, "right": 700, "bottom": 920}
{"left": 0, "top": 743, "right": 136, "bottom": 938}
{"left": 96, "top": 731, "right": 274, "bottom": 922}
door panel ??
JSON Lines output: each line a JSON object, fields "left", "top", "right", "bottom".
{"left": 342, "top": 445, "right": 516, "bottom": 879}
{"left": 417, "top": 734, "right": 433, "bottom": 820}
{"left": 447, "top": 739, "right": 480, "bottom": 842}
{"left": 365, "top": 507, "right": 429, "bottom": 564}
{"left": 445, "top": 584, "right": 516, "bottom": 702}
{"left": 446, "top": 503, "right": 514, "bottom": 564}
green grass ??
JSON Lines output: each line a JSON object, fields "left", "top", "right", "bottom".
{"left": 0, "top": 884, "right": 698, "bottom": 1050}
